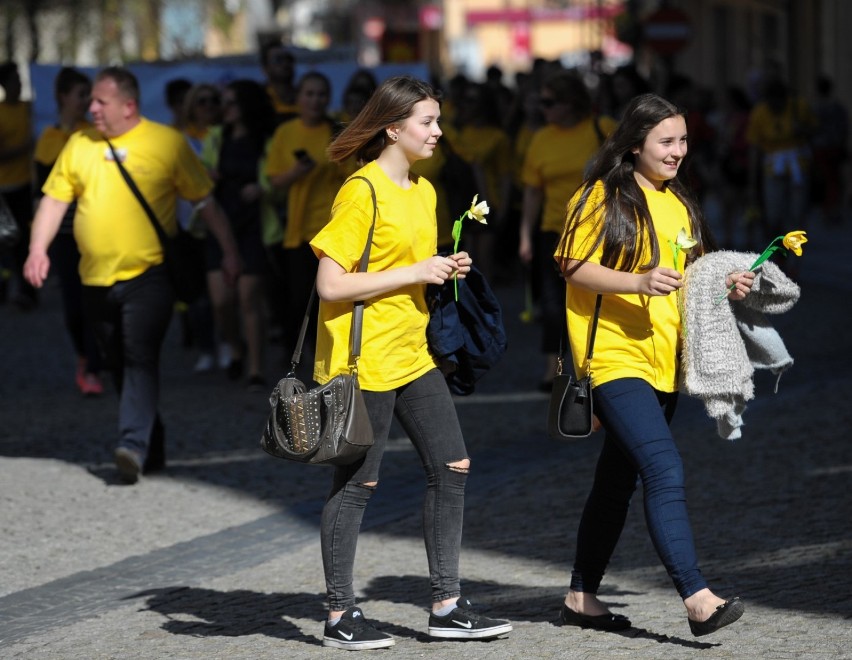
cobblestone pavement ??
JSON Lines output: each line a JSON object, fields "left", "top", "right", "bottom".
{"left": 1, "top": 220, "right": 851, "bottom": 659}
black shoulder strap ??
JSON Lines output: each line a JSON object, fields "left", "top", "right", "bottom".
{"left": 557, "top": 294, "right": 602, "bottom": 379}
{"left": 290, "top": 175, "right": 378, "bottom": 372}
{"left": 105, "top": 138, "right": 167, "bottom": 248}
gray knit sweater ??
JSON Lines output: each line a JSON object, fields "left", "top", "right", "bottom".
{"left": 682, "top": 250, "right": 801, "bottom": 439}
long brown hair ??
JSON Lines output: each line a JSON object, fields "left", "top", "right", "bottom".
{"left": 327, "top": 75, "right": 441, "bottom": 164}
{"left": 557, "top": 93, "right": 715, "bottom": 274}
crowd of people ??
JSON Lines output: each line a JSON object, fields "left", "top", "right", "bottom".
{"left": 0, "top": 47, "right": 845, "bottom": 649}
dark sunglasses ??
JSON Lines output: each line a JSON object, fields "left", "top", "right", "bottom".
{"left": 538, "top": 98, "right": 558, "bottom": 109}
{"left": 196, "top": 96, "right": 220, "bottom": 106}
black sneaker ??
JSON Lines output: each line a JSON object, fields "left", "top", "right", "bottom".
{"left": 322, "top": 607, "right": 395, "bottom": 650}
{"left": 428, "top": 597, "right": 513, "bottom": 640}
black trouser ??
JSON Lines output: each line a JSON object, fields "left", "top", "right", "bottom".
{"left": 82, "top": 265, "right": 174, "bottom": 456}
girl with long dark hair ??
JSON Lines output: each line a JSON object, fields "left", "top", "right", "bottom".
{"left": 556, "top": 93, "right": 754, "bottom": 637}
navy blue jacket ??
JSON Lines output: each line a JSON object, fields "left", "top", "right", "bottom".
{"left": 426, "top": 265, "right": 507, "bottom": 395}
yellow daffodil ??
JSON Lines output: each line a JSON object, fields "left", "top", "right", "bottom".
{"left": 465, "top": 194, "right": 490, "bottom": 224}
{"left": 782, "top": 230, "right": 807, "bottom": 256}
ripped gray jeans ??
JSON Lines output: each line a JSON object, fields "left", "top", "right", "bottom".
{"left": 320, "top": 368, "right": 469, "bottom": 611}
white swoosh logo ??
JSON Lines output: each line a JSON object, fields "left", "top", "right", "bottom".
{"left": 340, "top": 631, "right": 354, "bottom": 640}
{"left": 451, "top": 620, "right": 473, "bottom": 628}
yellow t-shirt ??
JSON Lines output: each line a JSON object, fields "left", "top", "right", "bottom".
{"left": 559, "top": 182, "right": 689, "bottom": 393}
{"left": 522, "top": 117, "right": 616, "bottom": 233}
{"left": 745, "top": 98, "right": 816, "bottom": 153}
{"left": 33, "top": 121, "right": 91, "bottom": 166}
{"left": 454, "top": 125, "right": 512, "bottom": 211}
{"left": 43, "top": 118, "right": 214, "bottom": 286}
{"left": 0, "top": 101, "right": 33, "bottom": 188}
{"left": 310, "top": 161, "right": 439, "bottom": 392}
{"left": 266, "top": 84, "right": 298, "bottom": 120}
{"left": 266, "top": 118, "right": 344, "bottom": 248}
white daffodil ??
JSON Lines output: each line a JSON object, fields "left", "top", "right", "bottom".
{"left": 465, "top": 194, "right": 489, "bottom": 224}
{"left": 675, "top": 228, "right": 698, "bottom": 251}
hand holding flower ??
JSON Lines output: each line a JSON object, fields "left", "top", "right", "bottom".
{"left": 725, "top": 270, "right": 755, "bottom": 301}
{"left": 447, "top": 251, "right": 472, "bottom": 279}
{"left": 715, "top": 230, "right": 807, "bottom": 302}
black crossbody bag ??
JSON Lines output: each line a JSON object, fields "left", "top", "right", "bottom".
{"left": 547, "top": 294, "right": 602, "bottom": 439}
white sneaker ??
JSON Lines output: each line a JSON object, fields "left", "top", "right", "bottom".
{"left": 194, "top": 353, "right": 215, "bottom": 373}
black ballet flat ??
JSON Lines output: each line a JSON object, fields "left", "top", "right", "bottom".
{"left": 560, "top": 603, "right": 631, "bottom": 631}
{"left": 688, "top": 597, "right": 745, "bottom": 637}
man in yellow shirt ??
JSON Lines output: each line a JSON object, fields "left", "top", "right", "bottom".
{"left": 24, "top": 67, "right": 241, "bottom": 484}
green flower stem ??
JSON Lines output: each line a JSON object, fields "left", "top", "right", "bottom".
{"left": 668, "top": 240, "right": 686, "bottom": 333}
{"left": 452, "top": 215, "right": 464, "bottom": 301}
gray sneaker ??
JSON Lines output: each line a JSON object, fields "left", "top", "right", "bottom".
{"left": 114, "top": 447, "right": 143, "bottom": 484}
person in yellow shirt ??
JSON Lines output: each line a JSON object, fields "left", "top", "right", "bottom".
{"left": 24, "top": 67, "right": 240, "bottom": 485}
{"left": 452, "top": 82, "right": 513, "bottom": 281}
{"left": 0, "top": 61, "right": 36, "bottom": 309}
{"left": 519, "top": 70, "right": 616, "bottom": 389}
{"left": 266, "top": 71, "right": 345, "bottom": 369}
{"left": 745, "top": 77, "right": 816, "bottom": 246}
{"left": 260, "top": 42, "right": 298, "bottom": 126}
{"left": 310, "top": 75, "right": 512, "bottom": 649}
{"left": 554, "top": 93, "right": 754, "bottom": 637}
{"left": 32, "top": 67, "right": 104, "bottom": 396}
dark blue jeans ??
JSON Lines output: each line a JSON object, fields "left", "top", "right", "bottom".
{"left": 321, "top": 369, "right": 468, "bottom": 611}
{"left": 570, "top": 378, "right": 708, "bottom": 600}
{"left": 82, "top": 264, "right": 174, "bottom": 456}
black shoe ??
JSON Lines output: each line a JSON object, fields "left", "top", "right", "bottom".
{"left": 114, "top": 447, "right": 143, "bottom": 484}
{"left": 428, "top": 597, "right": 513, "bottom": 640}
{"left": 560, "top": 603, "right": 631, "bottom": 631}
{"left": 688, "top": 597, "right": 744, "bottom": 637}
{"left": 322, "top": 607, "right": 395, "bottom": 650}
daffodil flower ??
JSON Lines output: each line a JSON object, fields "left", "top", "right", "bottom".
{"left": 782, "top": 230, "right": 807, "bottom": 256}
{"left": 668, "top": 228, "right": 697, "bottom": 329}
{"left": 668, "top": 228, "right": 698, "bottom": 271}
{"left": 451, "top": 195, "right": 489, "bottom": 300}
{"left": 716, "top": 230, "right": 807, "bottom": 302}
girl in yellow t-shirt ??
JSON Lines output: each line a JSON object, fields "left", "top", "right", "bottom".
{"left": 266, "top": 72, "right": 345, "bottom": 366}
{"left": 309, "top": 76, "right": 513, "bottom": 650}
{"left": 519, "top": 70, "right": 616, "bottom": 389}
{"left": 32, "top": 67, "right": 103, "bottom": 396}
{"left": 554, "top": 93, "right": 754, "bottom": 637}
